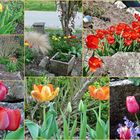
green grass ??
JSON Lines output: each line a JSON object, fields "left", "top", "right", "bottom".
{"left": 25, "top": 0, "right": 56, "bottom": 11}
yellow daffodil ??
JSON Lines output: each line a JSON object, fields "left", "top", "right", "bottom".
{"left": 24, "top": 41, "right": 29, "bottom": 47}
{"left": 31, "top": 84, "right": 59, "bottom": 102}
{"left": 0, "top": 3, "right": 3, "bottom": 12}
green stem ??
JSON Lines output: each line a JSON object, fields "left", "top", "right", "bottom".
{"left": 68, "top": 113, "right": 71, "bottom": 131}
{"left": 43, "top": 105, "right": 46, "bottom": 124}
{"left": 135, "top": 114, "right": 140, "bottom": 127}
{"left": 4, "top": 130, "right": 7, "bottom": 139}
{"left": 99, "top": 101, "right": 102, "bottom": 120}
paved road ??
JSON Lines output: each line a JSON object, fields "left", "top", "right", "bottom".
{"left": 25, "top": 11, "right": 82, "bottom": 29}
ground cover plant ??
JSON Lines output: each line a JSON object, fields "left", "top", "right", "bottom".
{"left": 0, "top": 0, "right": 24, "bottom": 34}
{"left": 25, "top": 76, "right": 109, "bottom": 139}
{"left": 0, "top": 35, "right": 24, "bottom": 73}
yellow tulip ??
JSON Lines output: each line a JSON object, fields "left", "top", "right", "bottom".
{"left": 0, "top": 3, "right": 3, "bottom": 12}
{"left": 31, "top": 84, "right": 59, "bottom": 102}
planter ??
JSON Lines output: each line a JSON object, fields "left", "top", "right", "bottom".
{"left": 49, "top": 52, "right": 75, "bottom": 76}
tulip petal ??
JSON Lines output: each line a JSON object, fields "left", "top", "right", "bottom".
{"left": 6, "top": 109, "right": 21, "bottom": 131}
{"left": 0, "top": 107, "right": 9, "bottom": 130}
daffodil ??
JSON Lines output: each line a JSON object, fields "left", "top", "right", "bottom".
{"left": 0, "top": 3, "right": 3, "bottom": 13}
{"left": 31, "top": 84, "right": 59, "bottom": 102}
{"left": 64, "top": 36, "right": 67, "bottom": 39}
{"left": 24, "top": 41, "right": 29, "bottom": 47}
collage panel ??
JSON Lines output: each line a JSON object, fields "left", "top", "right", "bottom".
{"left": 0, "top": 0, "right": 24, "bottom": 35}
{"left": 110, "top": 77, "right": 140, "bottom": 139}
{"left": 83, "top": 0, "right": 140, "bottom": 77}
{"left": 24, "top": 0, "right": 82, "bottom": 76}
{"left": 25, "top": 76, "right": 109, "bottom": 139}
{"left": 0, "top": 80, "right": 24, "bottom": 139}
{"left": 0, "top": 35, "right": 24, "bottom": 80}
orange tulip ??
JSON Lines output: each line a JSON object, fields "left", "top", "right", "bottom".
{"left": 88, "top": 85, "right": 109, "bottom": 100}
{"left": 31, "top": 84, "right": 59, "bottom": 102}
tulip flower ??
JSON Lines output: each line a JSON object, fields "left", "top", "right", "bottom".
{"left": 106, "top": 35, "right": 115, "bottom": 45}
{"left": 0, "top": 82, "right": 8, "bottom": 101}
{"left": 119, "top": 126, "right": 131, "bottom": 139}
{"left": 88, "top": 86, "right": 109, "bottom": 100}
{"left": 88, "top": 56, "right": 102, "bottom": 72}
{"left": 86, "top": 35, "right": 99, "bottom": 49}
{"left": 126, "top": 96, "right": 139, "bottom": 114}
{"left": 0, "top": 107, "right": 21, "bottom": 131}
{"left": 31, "top": 84, "right": 59, "bottom": 102}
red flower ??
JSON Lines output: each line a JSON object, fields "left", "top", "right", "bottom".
{"left": 96, "top": 30, "right": 105, "bottom": 39}
{"left": 88, "top": 56, "right": 102, "bottom": 72}
{"left": 126, "top": 96, "right": 139, "bottom": 114}
{"left": 122, "top": 32, "right": 131, "bottom": 39}
{"left": 131, "top": 21, "right": 140, "bottom": 29}
{"left": 106, "top": 35, "right": 115, "bottom": 45}
{"left": 109, "top": 25, "right": 116, "bottom": 33}
{"left": 124, "top": 25, "right": 132, "bottom": 32}
{"left": 0, "top": 107, "right": 21, "bottom": 131}
{"left": 119, "top": 126, "right": 131, "bottom": 139}
{"left": 134, "top": 13, "right": 140, "bottom": 21}
{"left": 86, "top": 35, "right": 99, "bottom": 49}
{"left": 124, "top": 39, "right": 132, "bottom": 46}
{"left": 0, "top": 82, "right": 8, "bottom": 101}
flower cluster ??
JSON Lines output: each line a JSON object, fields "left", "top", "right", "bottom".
{"left": 85, "top": 14, "right": 140, "bottom": 73}
{"left": 117, "top": 117, "right": 140, "bottom": 139}
{"left": 0, "top": 107, "right": 21, "bottom": 131}
{"left": 31, "top": 84, "right": 59, "bottom": 102}
{"left": 0, "top": 82, "right": 21, "bottom": 131}
{"left": 117, "top": 96, "right": 140, "bottom": 139}
{"left": 24, "top": 40, "right": 32, "bottom": 48}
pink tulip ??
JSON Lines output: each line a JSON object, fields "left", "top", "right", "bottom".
{"left": 120, "top": 126, "right": 131, "bottom": 139}
{"left": 126, "top": 96, "right": 139, "bottom": 114}
{"left": 0, "top": 107, "right": 21, "bottom": 131}
{"left": 0, "top": 107, "right": 9, "bottom": 130}
{"left": 0, "top": 82, "right": 8, "bottom": 101}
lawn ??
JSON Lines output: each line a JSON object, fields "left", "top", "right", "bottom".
{"left": 25, "top": 0, "right": 56, "bottom": 11}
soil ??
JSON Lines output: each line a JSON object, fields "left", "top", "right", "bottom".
{"left": 15, "top": 23, "right": 24, "bottom": 34}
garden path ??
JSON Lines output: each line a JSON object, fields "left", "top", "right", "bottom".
{"left": 25, "top": 11, "right": 82, "bottom": 29}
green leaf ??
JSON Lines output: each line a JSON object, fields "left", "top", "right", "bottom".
{"left": 70, "top": 118, "right": 77, "bottom": 139}
{"left": 25, "top": 119, "right": 40, "bottom": 139}
{"left": 60, "top": 110, "right": 69, "bottom": 139}
{"left": 80, "top": 109, "right": 87, "bottom": 139}
{"left": 5, "top": 127, "right": 24, "bottom": 140}
{"left": 96, "top": 119, "right": 106, "bottom": 139}
{"left": 87, "top": 125, "right": 97, "bottom": 139}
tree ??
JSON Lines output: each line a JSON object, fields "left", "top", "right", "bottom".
{"left": 56, "top": 0, "right": 82, "bottom": 36}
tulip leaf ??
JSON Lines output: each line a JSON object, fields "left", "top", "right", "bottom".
{"left": 70, "top": 118, "right": 77, "bottom": 139}
{"left": 25, "top": 119, "right": 40, "bottom": 139}
{"left": 96, "top": 118, "right": 106, "bottom": 139}
{"left": 5, "top": 127, "right": 24, "bottom": 140}
{"left": 87, "top": 125, "right": 97, "bottom": 139}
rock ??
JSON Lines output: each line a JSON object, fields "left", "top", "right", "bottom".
{"left": 95, "top": 52, "right": 140, "bottom": 77}
{"left": 27, "top": 68, "right": 49, "bottom": 76}
{"left": 114, "top": 1, "right": 126, "bottom": 9}
{"left": 0, "top": 102, "right": 24, "bottom": 139}
{"left": 110, "top": 79, "right": 140, "bottom": 139}
{"left": 0, "top": 71, "right": 22, "bottom": 80}
{"left": 39, "top": 56, "right": 50, "bottom": 68}
{"left": 2, "top": 81, "right": 24, "bottom": 102}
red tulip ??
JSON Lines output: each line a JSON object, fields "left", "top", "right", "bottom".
{"left": 88, "top": 56, "right": 102, "bottom": 72}
{"left": 86, "top": 35, "right": 99, "bottom": 49}
{"left": 0, "top": 107, "right": 9, "bottom": 130}
{"left": 119, "top": 126, "right": 131, "bottom": 139}
{"left": 0, "top": 82, "right": 8, "bottom": 101}
{"left": 122, "top": 32, "right": 131, "bottom": 39}
{"left": 131, "top": 21, "right": 140, "bottom": 29}
{"left": 96, "top": 30, "right": 105, "bottom": 39}
{"left": 0, "top": 107, "right": 21, "bottom": 131}
{"left": 124, "top": 39, "right": 132, "bottom": 46}
{"left": 106, "top": 35, "right": 115, "bottom": 45}
{"left": 126, "top": 96, "right": 139, "bottom": 114}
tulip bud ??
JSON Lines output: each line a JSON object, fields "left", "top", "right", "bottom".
{"left": 78, "top": 100, "right": 84, "bottom": 112}
{"left": 0, "top": 82, "right": 8, "bottom": 101}
{"left": 126, "top": 96, "right": 139, "bottom": 114}
{"left": 119, "top": 126, "right": 131, "bottom": 139}
{"left": 66, "top": 102, "right": 72, "bottom": 113}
